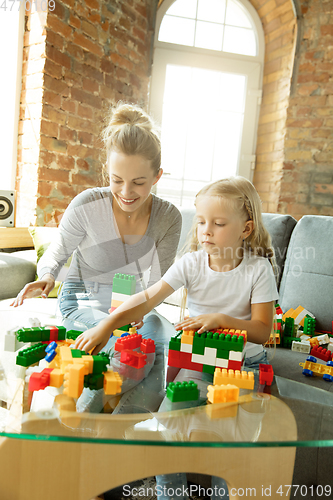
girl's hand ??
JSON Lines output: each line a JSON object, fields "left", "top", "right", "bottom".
{"left": 10, "top": 274, "right": 55, "bottom": 307}
{"left": 74, "top": 325, "right": 110, "bottom": 354}
{"left": 175, "top": 314, "right": 224, "bottom": 334}
{"left": 131, "top": 317, "right": 144, "bottom": 329}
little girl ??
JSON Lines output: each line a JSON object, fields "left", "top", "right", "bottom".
{"left": 75, "top": 176, "right": 278, "bottom": 500}
{"left": 75, "top": 176, "right": 278, "bottom": 363}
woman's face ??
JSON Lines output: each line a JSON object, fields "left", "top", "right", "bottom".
{"left": 109, "top": 150, "right": 162, "bottom": 214}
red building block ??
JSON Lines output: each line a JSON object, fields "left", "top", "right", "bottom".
{"left": 227, "top": 360, "right": 243, "bottom": 371}
{"left": 120, "top": 349, "right": 147, "bottom": 369}
{"left": 28, "top": 368, "right": 53, "bottom": 392}
{"left": 115, "top": 334, "right": 142, "bottom": 352}
{"left": 49, "top": 326, "right": 59, "bottom": 342}
{"left": 310, "top": 345, "right": 332, "bottom": 363}
{"left": 168, "top": 350, "right": 203, "bottom": 372}
{"left": 140, "top": 338, "right": 155, "bottom": 353}
{"left": 259, "top": 364, "right": 274, "bottom": 386}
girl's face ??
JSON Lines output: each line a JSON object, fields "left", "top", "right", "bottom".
{"left": 109, "top": 150, "right": 162, "bottom": 214}
{"left": 195, "top": 195, "right": 253, "bottom": 260}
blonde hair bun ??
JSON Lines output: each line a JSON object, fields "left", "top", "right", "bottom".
{"left": 102, "top": 102, "right": 161, "bottom": 175}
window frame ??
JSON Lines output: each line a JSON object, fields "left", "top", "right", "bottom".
{"left": 149, "top": 0, "right": 265, "bottom": 204}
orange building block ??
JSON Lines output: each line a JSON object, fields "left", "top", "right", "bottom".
{"left": 104, "top": 371, "right": 123, "bottom": 395}
{"left": 207, "top": 384, "right": 239, "bottom": 404}
{"left": 63, "top": 363, "right": 85, "bottom": 398}
{"left": 49, "top": 368, "right": 64, "bottom": 388}
{"left": 181, "top": 330, "right": 195, "bottom": 345}
{"left": 213, "top": 368, "right": 254, "bottom": 390}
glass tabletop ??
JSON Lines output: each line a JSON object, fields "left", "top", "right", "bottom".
{"left": 1, "top": 304, "right": 333, "bottom": 449}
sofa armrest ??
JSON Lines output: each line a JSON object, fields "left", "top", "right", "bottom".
{"left": 0, "top": 250, "right": 37, "bottom": 300}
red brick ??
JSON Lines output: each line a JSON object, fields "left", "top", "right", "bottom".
{"left": 41, "top": 119, "right": 58, "bottom": 138}
{"left": 44, "top": 59, "right": 63, "bottom": 79}
{"left": 44, "top": 90, "right": 62, "bottom": 108}
{"left": 42, "top": 106, "right": 67, "bottom": 125}
{"left": 44, "top": 75, "right": 69, "bottom": 96}
{"left": 47, "top": 30, "right": 64, "bottom": 50}
{"left": 57, "top": 182, "right": 78, "bottom": 198}
{"left": 38, "top": 182, "right": 53, "bottom": 197}
{"left": 84, "top": 0, "right": 99, "bottom": 9}
{"left": 46, "top": 44, "right": 71, "bottom": 69}
{"left": 67, "top": 43, "right": 84, "bottom": 60}
{"left": 71, "top": 172, "right": 97, "bottom": 185}
{"left": 101, "top": 57, "right": 114, "bottom": 74}
{"left": 83, "top": 77, "right": 99, "bottom": 93}
{"left": 47, "top": 15, "right": 72, "bottom": 38}
{"left": 56, "top": 155, "right": 76, "bottom": 170}
{"left": 78, "top": 131, "right": 94, "bottom": 145}
{"left": 110, "top": 53, "right": 133, "bottom": 71}
{"left": 69, "top": 14, "right": 81, "bottom": 30}
{"left": 76, "top": 158, "right": 90, "bottom": 171}
{"left": 321, "top": 25, "right": 333, "bottom": 36}
{"left": 81, "top": 20, "right": 98, "bottom": 40}
{"left": 77, "top": 104, "right": 93, "bottom": 119}
{"left": 61, "top": 99, "right": 76, "bottom": 114}
{"left": 39, "top": 167, "right": 69, "bottom": 183}
{"left": 59, "top": 127, "right": 77, "bottom": 142}
{"left": 40, "top": 136, "right": 67, "bottom": 153}
{"left": 73, "top": 32, "right": 103, "bottom": 57}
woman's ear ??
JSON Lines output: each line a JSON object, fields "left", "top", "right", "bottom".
{"left": 153, "top": 168, "right": 163, "bottom": 185}
{"left": 243, "top": 220, "right": 254, "bottom": 239}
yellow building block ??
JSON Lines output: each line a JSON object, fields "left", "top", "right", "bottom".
{"left": 207, "top": 384, "right": 239, "bottom": 404}
{"left": 59, "top": 346, "right": 74, "bottom": 372}
{"left": 110, "top": 299, "right": 124, "bottom": 308}
{"left": 181, "top": 330, "right": 195, "bottom": 345}
{"left": 73, "top": 355, "right": 94, "bottom": 375}
{"left": 63, "top": 363, "right": 85, "bottom": 399}
{"left": 213, "top": 368, "right": 254, "bottom": 390}
{"left": 104, "top": 370, "right": 123, "bottom": 395}
{"left": 49, "top": 368, "right": 64, "bottom": 388}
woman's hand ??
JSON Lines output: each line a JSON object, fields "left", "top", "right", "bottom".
{"left": 175, "top": 314, "right": 225, "bottom": 334}
{"left": 74, "top": 324, "right": 111, "bottom": 354}
{"left": 10, "top": 274, "right": 55, "bottom": 307}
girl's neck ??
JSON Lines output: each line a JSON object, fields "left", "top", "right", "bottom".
{"left": 208, "top": 247, "right": 244, "bottom": 273}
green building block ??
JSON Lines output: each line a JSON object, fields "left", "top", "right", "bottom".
{"left": 192, "top": 332, "right": 206, "bottom": 355}
{"left": 16, "top": 343, "right": 47, "bottom": 367}
{"left": 92, "top": 353, "right": 109, "bottom": 374}
{"left": 202, "top": 364, "right": 215, "bottom": 375}
{"left": 169, "top": 336, "right": 181, "bottom": 351}
{"left": 284, "top": 317, "right": 295, "bottom": 337}
{"left": 216, "top": 349, "right": 229, "bottom": 359}
{"left": 84, "top": 373, "right": 104, "bottom": 390}
{"left": 66, "top": 330, "right": 83, "bottom": 340}
{"left": 57, "top": 326, "right": 66, "bottom": 340}
{"left": 282, "top": 336, "right": 299, "bottom": 349}
{"left": 304, "top": 316, "right": 316, "bottom": 336}
{"left": 112, "top": 273, "right": 136, "bottom": 295}
{"left": 166, "top": 380, "right": 199, "bottom": 402}
{"left": 71, "top": 349, "right": 83, "bottom": 358}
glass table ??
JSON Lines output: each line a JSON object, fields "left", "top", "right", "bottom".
{"left": 0, "top": 305, "right": 333, "bottom": 500}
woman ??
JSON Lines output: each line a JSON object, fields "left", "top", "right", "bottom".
{"left": 12, "top": 103, "right": 182, "bottom": 412}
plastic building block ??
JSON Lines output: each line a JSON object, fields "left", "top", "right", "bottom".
{"left": 63, "top": 363, "right": 85, "bottom": 398}
{"left": 166, "top": 381, "right": 199, "bottom": 402}
{"left": 92, "top": 353, "right": 110, "bottom": 374}
{"left": 49, "top": 368, "right": 64, "bottom": 388}
{"left": 316, "top": 334, "right": 330, "bottom": 345}
{"left": 310, "top": 345, "right": 332, "bottom": 363}
{"left": 120, "top": 350, "right": 147, "bottom": 369}
{"left": 207, "top": 384, "right": 239, "bottom": 404}
{"left": 104, "top": 370, "right": 122, "bottom": 395}
{"left": 115, "top": 334, "right": 142, "bottom": 352}
{"left": 181, "top": 331, "right": 195, "bottom": 345}
{"left": 303, "top": 316, "right": 316, "bottom": 336}
{"left": 140, "top": 339, "right": 155, "bottom": 353}
{"left": 300, "top": 356, "right": 333, "bottom": 380}
{"left": 28, "top": 368, "right": 53, "bottom": 392}
{"left": 112, "top": 273, "right": 136, "bottom": 295}
{"left": 213, "top": 368, "right": 254, "bottom": 390}
{"left": 291, "top": 341, "right": 310, "bottom": 354}
{"left": 259, "top": 364, "right": 274, "bottom": 386}
{"left": 16, "top": 343, "right": 47, "bottom": 367}
{"left": 84, "top": 373, "right": 104, "bottom": 390}
{"left": 66, "top": 330, "right": 83, "bottom": 340}
{"left": 284, "top": 317, "right": 295, "bottom": 337}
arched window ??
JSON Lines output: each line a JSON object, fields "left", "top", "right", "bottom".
{"left": 150, "top": 0, "right": 265, "bottom": 206}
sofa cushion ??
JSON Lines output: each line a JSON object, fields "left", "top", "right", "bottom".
{"left": 262, "top": 213, "right": 297, "bottom": 287}
{"left": 28, "top": 227, "right": 71, "bottom": 298}
{"left": 0, "top": 251, "right": 37, "bottom": 300}
{"left": 279, "top": 215, "right": 333, "bottom": 332}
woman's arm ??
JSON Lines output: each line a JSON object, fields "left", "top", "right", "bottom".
{"left": 74, "top": 279, "right": 175, "bottom": 353}
{"left": 175, "top": 301, "right": 274, "bottom": 344}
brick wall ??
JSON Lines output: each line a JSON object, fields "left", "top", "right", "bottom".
{"left": 278, "top": 0, "right": 333, "bottom": 218}
{"left": 17, "top": 0, "right": 155, "bottom": 226}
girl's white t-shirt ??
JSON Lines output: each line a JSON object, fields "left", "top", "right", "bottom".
{"left": 162, "top": 249, "right": 279, "bottom": 355}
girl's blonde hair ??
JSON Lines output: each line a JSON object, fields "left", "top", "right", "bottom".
{"left": 180, "top": 176, "right": 278, "bottom": 326}
{"left": 101, "top": 103, "right": 161, "bottom": 183}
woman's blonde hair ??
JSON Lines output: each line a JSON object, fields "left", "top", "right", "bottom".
{"left": 101, "top": 103, "right": 161, "bottom": 183}
{"left": 180, "top": 176, "right": 278, "bottom": 325}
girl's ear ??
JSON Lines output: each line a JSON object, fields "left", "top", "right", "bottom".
{"left": 243, "top": 220, "right": 254, "bottom": 239}
{"left": 152, "top": 168, "right": 163, "bottom": 185}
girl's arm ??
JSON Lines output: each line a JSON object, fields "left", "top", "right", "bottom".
{"left": 74, "top": 279, "right": 175, "bottom": 353}
{"left": 175, "top": 301, "right": 274, "bottom": 345}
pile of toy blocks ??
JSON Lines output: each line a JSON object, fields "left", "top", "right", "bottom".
{"left": 109, "top": 273, "right": 138, "bottom": 337}
{"left": 168, "top": 328, "right": 247, "bottom": 375}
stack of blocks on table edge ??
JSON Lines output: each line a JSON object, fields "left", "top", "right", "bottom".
{"left": 110, "top": 273, "right": 136, "bottom": 333}
{"left": 168, "top": 329, "right": 247, "bottom": 374}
